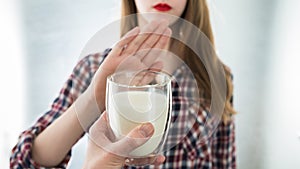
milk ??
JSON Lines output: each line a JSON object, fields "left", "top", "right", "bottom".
{"left": 108, "top": 91, "right": 170, "bottom": 156}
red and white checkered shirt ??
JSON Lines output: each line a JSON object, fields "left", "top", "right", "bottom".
{"left": 10, "top": 49, "right": 236, "bottom": 169}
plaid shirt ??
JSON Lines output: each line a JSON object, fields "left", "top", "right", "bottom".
{"left": 10, "top": 49, "right": 236, "bottom": 169}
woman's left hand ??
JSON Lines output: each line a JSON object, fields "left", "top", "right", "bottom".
{"left": 83, "top": 111, "right": 165, "bottom": 169}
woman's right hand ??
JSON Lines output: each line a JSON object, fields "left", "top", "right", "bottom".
{"left": 75, "top": 20, "right": 171, "bottom": 132}
{"left": 91, "top": 20, "right": 172, "bottom": 111}
{"left": 100, "top": 19, "right": 171, "bottom": 75}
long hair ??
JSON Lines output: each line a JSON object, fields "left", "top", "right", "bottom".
{"left": 121, "top": 0, "right": 236, "bottom": 123}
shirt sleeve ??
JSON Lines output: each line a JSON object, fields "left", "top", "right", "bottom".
{"left": 9, "top": 53, "right": 106, "bottom": 169}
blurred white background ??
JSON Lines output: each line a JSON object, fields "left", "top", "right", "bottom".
{"left": 1, "top": 0, "right": 300, "bottom": 168}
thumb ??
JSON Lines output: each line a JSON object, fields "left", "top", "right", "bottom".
{"left": 113, "top": 123, "right": 155, "bottom": 155}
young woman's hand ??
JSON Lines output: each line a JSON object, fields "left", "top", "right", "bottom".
{"left": 100, "top": 19, "right": 171, "bottom": 75}
{"left": 75, "top": 20, "right": 171, "bottom": 132}
{"left": 91, "top": 20, "right": 171, "bottom": 111}
{"left": 83, "top": 111, "right": 165, "bottom": 169}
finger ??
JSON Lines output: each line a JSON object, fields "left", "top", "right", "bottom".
{"left": 152, "top": 27, "right": 172, "bottom": 49}
{"left": 112, "top": 122, "right": 154, "bottom": 155}
{"left": 153, "top": 155, "right": 166, "bottom": 166}
{"left": 137, "top": 20, "right": 169, "bottom": 53}
{"left": 128, "top": 70, "right": 150, "bottom": 86}
{"left": 149, "top": 61, "right": 164, "bottom": 72}
{"left": 88, "top": 112, "right": 110, "bottom": 146}
{"left": 89, "top": 112, "right": 108, "bottom": 135}
{"left": 125, "top": 156, "right": 157, "bottom": 166}
{"left": 135, "top": 70, "right": 155, "bottom": 86}
{"left": 140, "top": 28, "right": 172, "bottom": 66}
{"left": 115, "top": 54, "right": 146, "bottom": 73}
{"left": 128, "top": 68, "right": 155, "bottom": 86}
{"left": 123, "top": 20, "right": 160, "bottom": 56}
{"left": 129, "top": 70, "right": 147, "bottom": 86}
{"left": 134, "top": 22, "right": 169, "bottom": 62}
{"left": 138, "top": 72, "right": 156, "bottom": 86}
{"left": 137, "top": 62, "right": 164, "bottom": 85}
{"left": 110, "top": 27, "right": 140, "bottom": 56}
{"left": 127, "top": 60, "right": 163, "bottom": 86}
{"left": 89, "top": 111, "right": 115, "bottom": 145}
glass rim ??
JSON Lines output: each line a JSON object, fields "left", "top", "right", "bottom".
{"left": 107, "top": 69, "right": 172, "bottom": 89}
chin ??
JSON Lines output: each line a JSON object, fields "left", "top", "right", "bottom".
{"left": 139, "top": 12, "right": 180, "bottom": 26}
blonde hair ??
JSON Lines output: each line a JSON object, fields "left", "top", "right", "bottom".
{"left": 121, "top": 0, "right": 236, "bottom": 123}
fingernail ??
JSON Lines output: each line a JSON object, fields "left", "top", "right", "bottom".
{"left": 164, "top": 28, "right": 172, "bottom": 36}
{"left": 128, "top": 26, "right": 140, "bottom": 36}
{"left": 132, "top": 26, "right": 140, "bottom": 33}
{"left": 139, "top": 123, "right": 154, "bottom": 137}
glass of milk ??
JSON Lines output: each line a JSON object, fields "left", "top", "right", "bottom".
{"left": 106, "top": 69, "right": 172, "bottom": 166}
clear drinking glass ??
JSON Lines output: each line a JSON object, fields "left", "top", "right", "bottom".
{"left": 106, "top": 69, "right": 172, "bottom": 166}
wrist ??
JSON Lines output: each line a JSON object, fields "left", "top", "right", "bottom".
{"left": 74, "top": 90, "right": 103, "bottom": 132}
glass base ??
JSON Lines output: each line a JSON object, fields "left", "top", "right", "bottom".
{"left": 125, "top": 154, "right": 157, "bottom": 166}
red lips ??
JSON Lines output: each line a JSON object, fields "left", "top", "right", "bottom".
{"left": 153, "top": 3, "right": 172, "bottom": 12}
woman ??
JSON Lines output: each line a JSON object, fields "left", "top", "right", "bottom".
{"left": 10, "top": 0, "right": 236, "bottom": 168}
